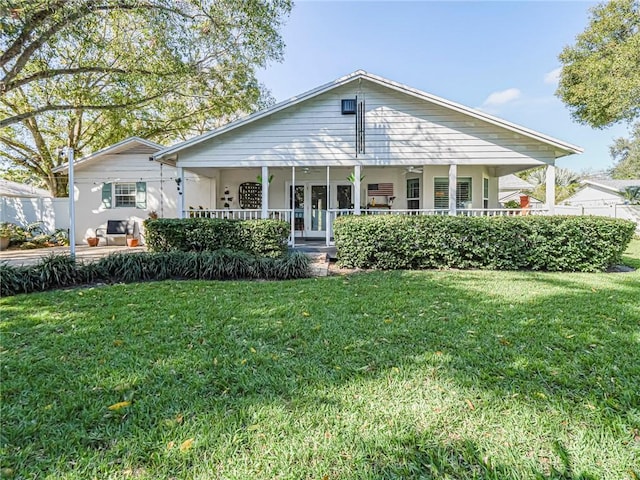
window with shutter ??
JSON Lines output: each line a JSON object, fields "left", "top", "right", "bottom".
{"left": 136, "top": 182, "right": 147, "bottom": 209}
{"left": 434, "top": 177, "right": 472, "bottom": 209}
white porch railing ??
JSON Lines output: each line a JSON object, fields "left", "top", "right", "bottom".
{"left": 185, "top": 207, "right": 556, "bottom": 247}
{"left": 186, "top": 209, "right": 261, "bottom": 220}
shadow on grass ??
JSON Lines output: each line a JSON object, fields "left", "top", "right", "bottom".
{"left": 367, "top": 437, "right": 599, "bottom": 480}
{"left": 1, "top": 270, "right": 638, "bottom": 478}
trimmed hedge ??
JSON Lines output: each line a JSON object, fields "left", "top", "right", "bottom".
{"left": 143, "top": 218, "right": 290, "bottom": 257}
{"left": 0, "top": 250, "right": 310, "bottom": 297}
{"left": 334, "top": 215, "right": 636, "bottom": 272}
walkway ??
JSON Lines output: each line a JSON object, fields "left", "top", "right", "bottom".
{"left": 0, "top": 245, "right": 146, "bottom": 267}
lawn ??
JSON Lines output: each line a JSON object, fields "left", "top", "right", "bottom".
{"left": 1, "top": 241, "right": 639, "bottom": 479}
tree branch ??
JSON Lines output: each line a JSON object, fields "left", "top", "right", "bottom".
{"left": 3, "top": 66, "right": 170, "bottom": 92}
{"left": 0, "top": 93, "right": 165, "bottom": 127}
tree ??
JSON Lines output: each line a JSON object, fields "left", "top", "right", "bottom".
{"left": 557, "top": 0, "right": 640, "bottom": 128}
{"left": 522, "top": 167, "right": 582, "bottom": 203}
{"left": 610, "top": 122, "right": 640, "bottom": 178}
{"left": 0, "top": 0, "right": 291, "bottom": 195}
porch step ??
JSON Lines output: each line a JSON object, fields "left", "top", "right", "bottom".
{"left": 304, "top": 252, "right": 329, "bottom": 277}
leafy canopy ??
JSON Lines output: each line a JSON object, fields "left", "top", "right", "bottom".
{"left": 610, "top": 122, "right": 640, "bottom": 178}
{"left": 0, "top": 0, "right": 291, "bottom": 195}
{"left": 557, "top": 0, "right": 640, "bottom": 128}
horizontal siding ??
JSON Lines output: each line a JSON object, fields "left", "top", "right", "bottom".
{"left": 178, "top": 80, "right": 555, "bottom": 167}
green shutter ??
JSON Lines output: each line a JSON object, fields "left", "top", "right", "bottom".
{"left": 102, "top": 183, "right": 112, "bottom": 208}
{"left": 136, "top": 182, "right": 147, "bottom": 209}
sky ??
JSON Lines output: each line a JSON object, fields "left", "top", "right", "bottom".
{"left": 257, "top": 0, "right": 632, "bottom": 174}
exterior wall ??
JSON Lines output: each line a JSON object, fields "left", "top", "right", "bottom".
{"left": 563, "top": 185, "right": 623, "bottom": 207}
{"left": 73, "top": 154, "right": 210, "bottom": 245}
{"left": 177, "top": 79, "right": 556, "bottom": 171}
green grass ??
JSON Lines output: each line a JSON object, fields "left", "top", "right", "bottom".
{"left": 1, "top": 241, "right": 639, "bottom": 479}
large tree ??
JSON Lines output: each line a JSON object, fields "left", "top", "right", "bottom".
{"left": 0, "top": 0, "right": 291, "bottom": 195}
{"left": 557, "top": 0, "right": 640, "bottom": 129}
{"left": 610, "top": 122, "right": 640, "bottom": 178}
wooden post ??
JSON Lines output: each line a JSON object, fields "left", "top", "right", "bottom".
{"left": 448, "top": 164, "right": 457, "bottom": 215}
{"left": 291, "top": 166, "right": 296, "bottom": 247}
{"left": 354, "top": 165, "right": 361, "bottom": 215}
{"left": 261, "top": 166, "right": 269, "bottom": 219}
{"left": 177, "top": 166, "right": 185, "bottom": 219}
{"left": 546, "top": 164, "right": 555, "bottom": 215}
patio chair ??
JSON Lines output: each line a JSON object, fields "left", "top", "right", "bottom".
{"left": 96, "top": 220, "right": 133, "bottom": 246}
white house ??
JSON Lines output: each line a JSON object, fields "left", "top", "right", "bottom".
{"left": 56, "top": 70, "right": 582, "bottom": 246}
{"left": 562, "top": 179, "right": 640, "bottom": 207}
{"left": 498, "top": 174, "right": 542, "bottom": 207}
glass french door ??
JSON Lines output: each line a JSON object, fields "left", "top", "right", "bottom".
{"left": 310, "top": 185, "right": 327, "bottom": 234}
{"left": 289, "top": 183, "right": 353, "bottom": 238}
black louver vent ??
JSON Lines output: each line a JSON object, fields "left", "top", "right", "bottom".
{"left": 341, "top": 99, "right": 356, "bottom": 114}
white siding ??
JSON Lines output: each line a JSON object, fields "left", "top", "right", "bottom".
{"left": 73, "top": 153, "right": 210, "bottom": 244}
{"left": 563, "top": 185, "right": 623, "bottom": 207}
{"left": 177, "top": 80, "right": 555, "bottom": 169}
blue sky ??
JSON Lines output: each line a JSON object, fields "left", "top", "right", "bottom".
{"left": 257, "top": 0, "right": 631, "bottom": 174}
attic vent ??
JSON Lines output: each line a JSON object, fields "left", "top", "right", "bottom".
{"left": 341, "top": 99, "right": 356, "bottom": 114}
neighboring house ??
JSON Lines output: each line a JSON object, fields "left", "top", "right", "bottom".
{"left": 562, "top": 179, "right": 640, "bottom": 207}
{"left": 498, "top": 174, "right": 542, "bottom": 207}
{"left": 0, "top": 179, "right": 59, "bottom": 232}
{"left": 56, "top": 70, "right": 582, "bottom": 245}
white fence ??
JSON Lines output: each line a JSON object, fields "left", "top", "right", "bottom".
{"left": 0, "top": 197, "right": 69, "bottom": 233}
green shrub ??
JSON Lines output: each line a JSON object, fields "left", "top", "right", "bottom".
{"left": 0, "top": 251, "right": 310, "bottom": 297}
{"left": 144, "top": 218, "right": 289, "bottom": 257}
{"left": 334, "top": 215, "right": 636, "bottom": 272}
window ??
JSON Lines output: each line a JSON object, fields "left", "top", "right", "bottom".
{"left": 114, "top": 183, "right": 136, "bottom": 208}
{"left": 407, "top": 178, "right": 420, "bottom": 209}
{"left": 434, "top": 177, "right": 472, "bottom": 209}
{"left": 483, "top": 178, "right": 489, "bottom": 209}
{"left": 102, "top": 181, "right": 146, "bottom": 209}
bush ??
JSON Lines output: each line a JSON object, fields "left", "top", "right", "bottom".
{"left": 143, "top": 218, "right": 289, "bottom": 257}
{"left": 0, "top": 251, "right": 310, "bottom": 296}
{"left": 334, "top": 215, "right": 636, "bottom": 272}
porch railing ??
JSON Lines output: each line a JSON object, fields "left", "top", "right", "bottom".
{"left": 185, "top": 208, "right": 294, "bottom": 221}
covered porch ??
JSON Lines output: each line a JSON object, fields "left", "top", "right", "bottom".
{"left": 176, "top": 164, "right": 556, "bottom": 246}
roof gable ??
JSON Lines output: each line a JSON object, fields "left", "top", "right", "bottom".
{"left": 154, "top": 70, "right": 582, "bottom": 161}
{"left": 53, "top": 137, "right": 164, "bottom": 173}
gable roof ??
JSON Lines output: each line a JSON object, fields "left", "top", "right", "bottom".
{"left": 154, "top": 70, "right": 583, "bottom": 161}
{"left": 499, "top": 174, "right": 534, "bottom": 190}
{"left": 582, "top": 179, "right": 640, "bottom": 194}
{"left": 53, "top": 137, "right": 164, "bottom": 173}
{"left": 0, "top": 179, "right": 51, "bottom": 198}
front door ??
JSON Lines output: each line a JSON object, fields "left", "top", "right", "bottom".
{"left": 289, "top": 183, "right": 353, "bottom": 238}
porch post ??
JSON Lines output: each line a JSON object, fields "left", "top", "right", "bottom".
{"left": 326, "top": 166, "right": 331, "bottom": 246}
{"left": 261, "top": 166, "right": 269, "bottom": 219}
{"left": 448, "top": 164, "right": 457, "bottom": 215}
{"left": 354, "top": 165, "right": 362, "bottom": 215}
{"left": 291, "top": 166, "right": 296, "bottom": 247}
{"left": 546, "top": 164, "right": 556, "bottom": 215}
{"left": 177, "top": 166, "right": 185, "bottom": 219}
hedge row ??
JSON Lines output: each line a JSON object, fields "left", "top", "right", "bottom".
{"left": 0, "top": 250, "right": 310, "bottom": 297}
{"left": 333, "top": 215, "right": 636, "bottom": 272}
{"left": 143, "top": 218, "right": 290, "bottom": 257}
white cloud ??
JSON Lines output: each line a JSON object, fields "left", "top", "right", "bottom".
{"left": 481, "top": 88, "right": 522, "bottom": 107}
{"left": 544, "top": 67, "right": 562, "bottom": 85}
